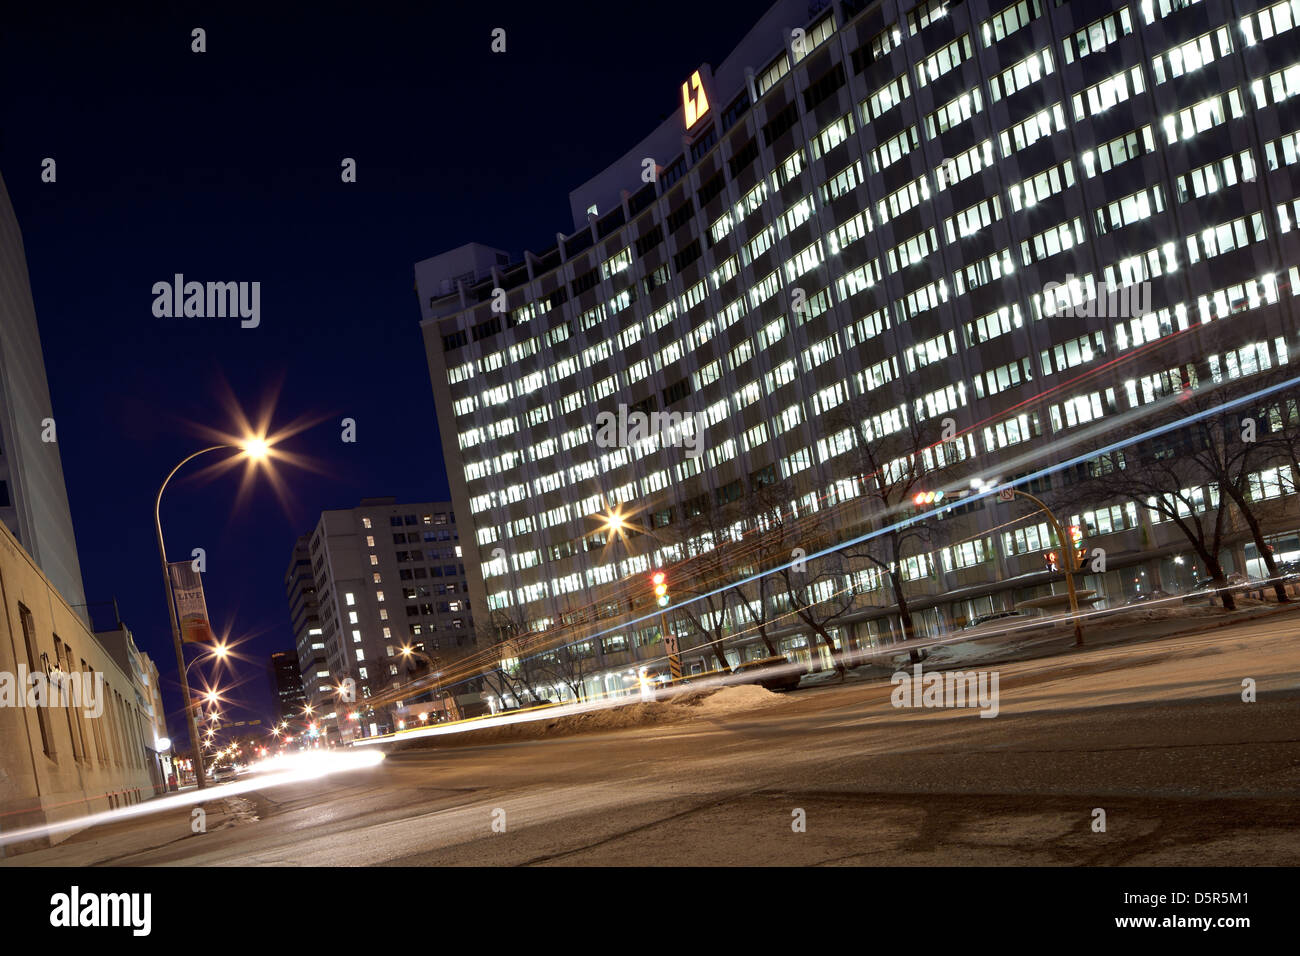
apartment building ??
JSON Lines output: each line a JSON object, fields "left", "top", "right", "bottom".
{"left": 290, "top": 498, "right": 474, "bottom": 740}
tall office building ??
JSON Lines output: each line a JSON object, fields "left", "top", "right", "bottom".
{"left": 284, "top": 534, "right": 325, "bottom": 733}
{"left": 289, "top": 498, "right": 475, "bottom": 740}
{"left": 269, "top": 650, "right": 308, "bottom": 725}
{"left": 419, "top": 0, "right": 1300, "bottom": 698}
{"left": 0, "top": 169, "right": 85, "bottom": 609}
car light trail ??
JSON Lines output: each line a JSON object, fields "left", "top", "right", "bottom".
{"left": 0, "top": 750, "right": 385, "bottom": 850}
{"left": 350, "top": 666, "right": 803, "bottom": 746}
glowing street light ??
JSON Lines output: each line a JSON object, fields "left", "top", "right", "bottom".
{"left": 183, "top": 640, "right": 230, "bottom": 679}
{"left": 155, "top": 429, "right": 284, "bottom": 791}
{"left": 240, "top": 436, "right": 270, "bottom": 460}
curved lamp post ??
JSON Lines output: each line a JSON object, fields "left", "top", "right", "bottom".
{"left": 155, "top": 438, "right": 268, "bottom": 790}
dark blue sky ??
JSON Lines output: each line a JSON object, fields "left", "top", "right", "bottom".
{"left": 1, "top": 1, "right": 751, "bottom": 732}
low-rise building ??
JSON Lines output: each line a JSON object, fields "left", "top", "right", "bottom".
{"left": 0, "top": 521, "right": 161, "bottom": 854}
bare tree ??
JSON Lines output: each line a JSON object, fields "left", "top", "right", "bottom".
{"left": 1071, "top": 359, "right": 1300, "bottom": 607}
{"left": 824, "top": 390, "right": 973, "bottom": 661}
{"left": 666, "top": 499, "right": 748, "bottom": 672}
{"left": 726, "top": 478, "right": 805, "bottom": 660}
{"left": 1073, "top": 393, "right": 1239, "bottom": 609}
{"left": 532, "top": 630, "right": 597, "bottom": 703}
{"left": 479, "top": 604, "right": 554, "bottom": 707}
{"left": 771, "top": 521, "right": 859, "bottom": 678}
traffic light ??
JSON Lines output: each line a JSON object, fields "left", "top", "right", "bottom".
{"left": 652, "top": 570, "right": 669, "bottom": 607}
{"left": 1045, "top": 551, "right": 1059, "bottom": 572}
{"left": 912, "top": 490, "right": 945, "bottom": 507}
{"left": 1067, "top": 525, "right": 1086, "bottom": 568}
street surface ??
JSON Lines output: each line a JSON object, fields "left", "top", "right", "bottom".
{"left": 8, "top": 612, "right": 1299, "bottom": 866}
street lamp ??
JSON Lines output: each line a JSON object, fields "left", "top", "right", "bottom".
{"left": 183, "top": 641, "right": 230, "bottom": 679}
{"left": 154, "top": 436, "right": 270, "bottom": 790}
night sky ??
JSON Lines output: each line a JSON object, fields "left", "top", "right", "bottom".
{"left": 1, "top": 2, "right": 751, "bottom": 731}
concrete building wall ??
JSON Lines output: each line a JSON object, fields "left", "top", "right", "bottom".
{"left": 0, "top": 169, "right": 86, "bottom": 611}
{"left": 0, "top": 521, "right": 156, "bottom": 855}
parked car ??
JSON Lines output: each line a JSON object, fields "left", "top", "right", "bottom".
{"left": 1275, "top": 560, "right": 1300, "bottom": 581}
{"left": 962, "top": 610, "right": 1032, "bottom": 630}
{"left": 1123, "top": 589, "right": 1177, "bottom": 606}
{"left": 732, "top": 656, "right": 802, "bottom": 692}
{"left": 208, "top": 764, "right": 239, "bottom": 783}
{"left": 1185, "top": 573, "right": 1263, "bottom": 599}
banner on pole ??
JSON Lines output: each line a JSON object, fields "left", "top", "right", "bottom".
{"left": 169, "top": 561, "right": 214, "bottom": 644}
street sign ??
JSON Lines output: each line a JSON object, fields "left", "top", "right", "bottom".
{"left": 998, "top": 487, "right": 1015, "bottom": 502}
{"left": 663, "top": 628, "right": 682, "bottom": 681}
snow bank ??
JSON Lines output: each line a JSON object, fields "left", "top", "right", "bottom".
{"left": 388, "top": 684, "right": 786, "bottom": 751}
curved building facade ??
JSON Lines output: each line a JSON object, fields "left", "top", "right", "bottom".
{"left": 419, "top": 0, "right": 1300, "bottom": 700}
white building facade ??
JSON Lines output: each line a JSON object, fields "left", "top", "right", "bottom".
{"left": 419, "top": 0, "right": 1300, "bottom": 698}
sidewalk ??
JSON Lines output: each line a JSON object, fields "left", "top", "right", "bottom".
{"left": 1, "top": 795, "right": 251, "bottom": 867}
{"left": 805, "top": 600, "right": 1300, "bottom": 684}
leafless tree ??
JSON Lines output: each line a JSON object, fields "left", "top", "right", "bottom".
{"left": 666, "top": 498, "right": 749, "bottom": 672}
{"left": 823, "top": 390, "right": 974, "bottom": 661}
{"left": 1073, "top": 392, "right": 1240, "bottom": 609}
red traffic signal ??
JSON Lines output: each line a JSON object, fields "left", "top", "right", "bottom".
{"left": 912, "top": 490, "right": 945, "bottom": 507}
{"left": 651, "top": 570, "right": 669, "bottom": 605}
{"left": 1068, "top": 524, "right": 1083, "bottom": 545}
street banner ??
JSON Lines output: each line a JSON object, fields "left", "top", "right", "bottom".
{"left": 168, "top": 561, "right": 214, "bottom": 644}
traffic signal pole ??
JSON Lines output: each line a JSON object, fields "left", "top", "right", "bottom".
{"left": 999, "top": 487, "right": 1085, "bottom": 647}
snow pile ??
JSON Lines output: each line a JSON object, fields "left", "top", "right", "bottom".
{"left": 670, "top": 683, "right": 786, "bottom": 714}
{"left": 389, "top": 684, "right": 786, "bottom": 750}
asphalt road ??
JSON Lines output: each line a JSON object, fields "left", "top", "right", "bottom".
{"left": 10, "top": 614, "right": 1300, "bottom": 866}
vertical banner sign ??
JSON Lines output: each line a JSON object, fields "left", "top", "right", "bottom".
{"left": 169, "top": 561, "right": 214, "bottom": 644}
